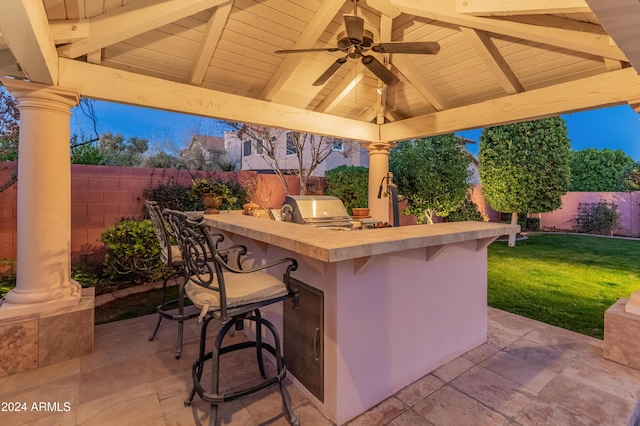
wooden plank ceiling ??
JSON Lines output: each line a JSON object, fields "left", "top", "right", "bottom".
{"left": 1, "top": 0, "right": 640, "bottom": 143}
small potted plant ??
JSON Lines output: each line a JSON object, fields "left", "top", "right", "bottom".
{"left": 191, "top": 178, "right": 237, "bottom": 214}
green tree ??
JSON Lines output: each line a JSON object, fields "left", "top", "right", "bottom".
{"left": 0, "top": 86, "right": 19, "bottom": 191}
{"left": 325, "top": 165, "right": 369, "bottom": 215}
{"left": 619, "top": 161, "right": 640, "bottom": 191}
{"left": 569, "top": 148, "right": 634, "bottom": 191}
{"left": 99, "top": 132, "right": 149, "bottom": 166}
{"left": 479, "top": 117, "right": 571, "bottom": 246}
{"left": 390, "top": 134, "right": 472, "bottom": 224}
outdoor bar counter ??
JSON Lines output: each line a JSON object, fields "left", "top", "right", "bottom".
{"left": 202, "top": 213, "right": 519, "bottom": 425}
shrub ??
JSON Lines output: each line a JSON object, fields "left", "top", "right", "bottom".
{"left": 0, "top": 258, "right": 16, "bottom": 299}
{"left": 499, "top": 213, "right": 541, "bottom": 231}
{"left": 442, "top": 193, "right": 483, "bottom": 222}
{"left": 575, "top": 202, "right": 618, "bottom": 235}
{"left": 101, "top": 218, "right": 165, "bottom": 284}
{"left": 143, "top": 177, "right": 248, "bottom": 211}
{"left": 143, "top": 178, "right": 201, "bottom": 211}
{"left": 325, "top": 165, "right": 369, "bottom": 215}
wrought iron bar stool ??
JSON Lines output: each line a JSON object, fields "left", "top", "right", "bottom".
{"left": 164, "top": 209, "right": 300, "bottom": 426}
{"left": 146, "top": 200, "right": 200, "bottom": 359}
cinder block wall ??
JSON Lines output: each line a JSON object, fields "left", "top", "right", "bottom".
{"left": 539, "top": 192, "right": 640, "bottom": 237}
{"left": 0, "top": 164, "right": 302, "bottom": 264}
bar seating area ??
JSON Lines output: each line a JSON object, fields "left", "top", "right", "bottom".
{"left": 161, "top": 209, "right": 301, "bottom": 426}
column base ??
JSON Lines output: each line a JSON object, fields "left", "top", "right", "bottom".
{"left": 0, "top": 288, "right": 94, "bottom": 378}
{"left": 604, "top": 298, "right": 640, "bottom": 370}
{"left": 0, "top": 292, "right": 81, "bottom": 320}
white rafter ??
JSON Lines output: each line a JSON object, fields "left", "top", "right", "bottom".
{"left": 0, "top": 0, "right": 58, "bottom": 84}
{"left": 259, "top": 0, "right": 345, "bottom": 101}
{"left": 390, "top": 0, "right": 627, "bottom": 61}
{"left": 188, "top": 1, "right": 233, "bottom": 86}
{"left": 456, "top": 0, "right": 591, "bottom": 17}
{"left": 460, "top": 27, "right": 524, "bottom": 95}
{"left": 57, "top": 0, "right": 230, "bottom": 59}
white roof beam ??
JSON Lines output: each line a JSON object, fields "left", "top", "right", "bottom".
{"left": 0, "top": 0, "right": 58, "bottom": 84}
{"left": 391, "top": 0, "right": 627, "bottom": 61}
{"left": 57, "top": 0, "right": 230, "bottom": 59}
{"left": 456, "top": 0, "right": 591, "bottom": 17}
{"left": 259, "top": 0, "right": 345, "bottom": 101}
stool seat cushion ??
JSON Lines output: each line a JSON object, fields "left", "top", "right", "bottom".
{"left": 185, "top": 271, "right": 288, "bottom": 311}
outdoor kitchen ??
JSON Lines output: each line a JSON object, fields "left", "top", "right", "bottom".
{"left": 202, "top": 204, "right": 518, "bottom": 424}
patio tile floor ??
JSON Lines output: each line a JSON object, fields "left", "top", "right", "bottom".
{"left": 1, "top": 307, "right": 639, "bottom": 425}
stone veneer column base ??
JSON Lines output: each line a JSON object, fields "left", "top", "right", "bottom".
{"left": 604, "top": 298, "right": 640, "bottom": 370}
{"left": 0, "top": 288, "right": 94, "bottom": 378}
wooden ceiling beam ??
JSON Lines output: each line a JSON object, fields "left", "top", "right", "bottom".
{"left": 0, "top": 0, "right": 58, "bottom": 84}
{"left": 456, "top": 0, "right": 591, "bottom": 17}
{"left": 58, "top": 58, "right": 380, "bottom": 142}
{"left": 49, "top": 19, "right": 89, "bottom": 44}
{"left": 188, "top": 1, "right": 233, "bottom": 86}
{"left": 315, "top": 69, "right": 366, "bottom": 113}
{"left": 0, "top": 49, "right": 25, "bottom": 79}
{"left": 380, "top": 67, "right": 640, "bottom": 142}
{"left": 259, "top": 0, "right": 345, "bottom": 101}
{"left": 587, "top": 0, "right": 640, "bottom": 73}
{"left": 391, "top": 0, "right": 627, "bottom": 61}
{"left": 460, "top": 27, "right": 524, "bottom": 95}
{"left": 57, "top": 0, "right": 230, "bottom": 59}
{"left": 392, "top": 55, "right": 449, "bottom": 111}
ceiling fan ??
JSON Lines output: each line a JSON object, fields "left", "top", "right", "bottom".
{"left": 274, "top": 0, "right": 440, "bottom": 86}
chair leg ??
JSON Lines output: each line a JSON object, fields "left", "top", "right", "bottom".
{"left": 257, "top": 316, "right": 299, "bottom": 426}
{"left": 148, "top": 273, "right": 171, "bottom": 341}
{"left": 254, "top": 309, "right": 267, "bottom": 378}
{"left": 185, "top": 315, "right": 213, "bottom": 407}
{"left": 149, "top": 314, "right": 162, "bottom": 341}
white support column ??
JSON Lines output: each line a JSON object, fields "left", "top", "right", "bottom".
{"left": 0, "top": 79, "right": 81, "bottom": 319}
{"left": 367, "top": 142, "right": 392, "bottom": 223}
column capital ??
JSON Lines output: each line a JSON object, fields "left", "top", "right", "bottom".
{"left": 366, "top": 141, "right": 396, "bottom": 155}
{"left": 1, "top": 78, "right": 79, "bottom": 110}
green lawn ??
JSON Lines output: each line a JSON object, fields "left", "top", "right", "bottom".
{"left": 488, "top": 233, "right": 640, "bottom": 339}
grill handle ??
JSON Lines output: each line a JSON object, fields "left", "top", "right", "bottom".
{"left": 281, "top": 204, "right": 293, "bottom": 222}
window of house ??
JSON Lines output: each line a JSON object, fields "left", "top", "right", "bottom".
{"left": 286, "top": 132, "right": 299, "bottom": 155}
{"left": 256, "top": 138, "right": 264, "bottom": 155}
{"left": 332, "top": 139, "right": 344, "bottom": 152}
{"left": 243, "top": 140, "right": 251, "bottom": 157}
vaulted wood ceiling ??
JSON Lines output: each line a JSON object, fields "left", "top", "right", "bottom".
{"left": 1, "top": 0, "right": 640, "bottom": 143}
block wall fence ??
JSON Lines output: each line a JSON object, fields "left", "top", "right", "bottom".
{"left": 538, "top": 192, "right": 640, "bottom": 237}
{"left": 0, "top": 163, "right": 317, "bottom": 263}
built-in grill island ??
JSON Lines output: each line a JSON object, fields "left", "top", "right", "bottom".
{"left": 281, "top": 195, "right": 353, "bottom": 230}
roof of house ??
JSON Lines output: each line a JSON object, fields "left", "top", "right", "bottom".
{"left": 190, "top": 135, "right": 226, "bottom": 152}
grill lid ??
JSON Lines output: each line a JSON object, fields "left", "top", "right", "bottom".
{"left": 282, "top": 195, "right": 351, "bottom": 226}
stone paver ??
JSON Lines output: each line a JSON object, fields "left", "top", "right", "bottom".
{"left": 0, "top": 307, "right": 639, "bottom": 426}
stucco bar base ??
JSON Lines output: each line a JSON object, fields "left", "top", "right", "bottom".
{"left": 0, "top": 289, "right": 94, "bottom": 378}
{"left": 604, "top": 298, "right": 640, "bottom": 370}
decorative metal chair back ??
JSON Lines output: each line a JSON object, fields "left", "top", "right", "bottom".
{"left": 145, "top": 200, "right": 178, "bottom": 267}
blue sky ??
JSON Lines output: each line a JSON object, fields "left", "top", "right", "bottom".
{"left": 71, "top": 101, "right": 640, "bottom": 161}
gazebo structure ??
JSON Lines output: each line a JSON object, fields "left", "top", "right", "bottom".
{"left": 1, "top": 0, "right": 640, "bottom": 420}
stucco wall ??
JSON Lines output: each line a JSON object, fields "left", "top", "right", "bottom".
{"left": 539, "top": 192, "right": 640, "bottom": 237}
{"left": 0, "top": 164, "right": 303, "bottom": 263}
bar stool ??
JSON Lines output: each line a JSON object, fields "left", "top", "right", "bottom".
{"left": 164, "top": 209, "right": 300, "bottom": 426}
{"left": 146, "top": 200, "right": 200, "bottom": 359}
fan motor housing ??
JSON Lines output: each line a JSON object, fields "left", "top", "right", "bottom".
{"left": 336, "top": 29, "right": 374, "bottom": 50}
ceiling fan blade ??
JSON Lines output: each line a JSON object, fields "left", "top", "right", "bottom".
{"left": 361, "top": 55, "right": 399, "bottom": 86}
{"left": 344, "top": 14, "right": 364, "bottom": 44}
{"left": 274, "top": 47, "right": 341, "bottom": 54}
{"left": 371, "top": 42, "right": 441, "bottom": 55}
{"left": 313, "top": 57, "right": 348, "bottom": 86}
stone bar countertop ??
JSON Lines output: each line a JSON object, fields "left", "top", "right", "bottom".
{"left": 203, "top": 213, "right": 519, "bottom": 263}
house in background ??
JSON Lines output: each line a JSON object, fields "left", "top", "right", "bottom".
{"left": 224, "top": 130, "right": 369, "bottom": 175}
{"left": 181, "top": 134, "right": 238, "bottom": 170}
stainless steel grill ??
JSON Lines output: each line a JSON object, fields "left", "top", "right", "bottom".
{"left": 281, "top": 195, "right": 353, "bottom": 229}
